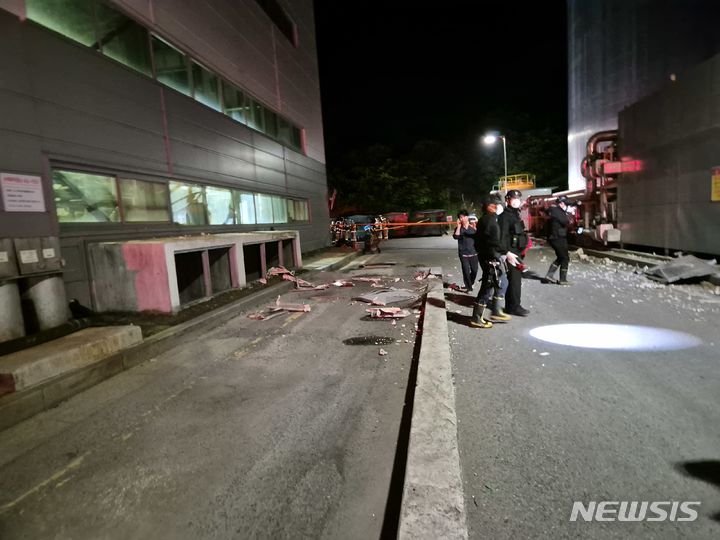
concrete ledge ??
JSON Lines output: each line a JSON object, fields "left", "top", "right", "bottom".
{"left": 0, "top": 326, "right": 142, "bottom": 393}
{"left": 399, "top": 276, "right": 468, "bottom": 539}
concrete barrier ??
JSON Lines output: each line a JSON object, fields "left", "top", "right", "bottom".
{"left": 399, "top": 274, "right": 469, "bottom": 539}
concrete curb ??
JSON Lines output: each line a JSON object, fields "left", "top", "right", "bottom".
{"left": 0, "top": 249, "right": 363, "bottom": 432}
{"left": 399, "top": 274, "right": 469, "bottom": 539}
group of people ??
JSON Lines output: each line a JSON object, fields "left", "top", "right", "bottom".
{"left": 452, "top": 190, "right": 572, "bottom": 329}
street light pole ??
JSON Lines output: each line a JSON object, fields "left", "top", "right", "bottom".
{"left": 501, "top": 135, "right": 508, "bottom": 185}
{"left": 482, "top": 132, "right": 509, "bottom": 192}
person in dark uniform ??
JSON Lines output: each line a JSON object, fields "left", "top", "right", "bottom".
{"left": 452, "top": 210, "right": 478, "bottom": 292}
{"left": 544, "top": 195, "right": 572, "bottom": 285}
{"left": 498, "top": 189, "right": 530, "bottom": 316}
{"left": 470, "top": 195, "right": 512, "bottom": 328}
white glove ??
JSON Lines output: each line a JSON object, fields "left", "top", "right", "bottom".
{"left": 506, "top": 252, "right": 519, "bottom": 266}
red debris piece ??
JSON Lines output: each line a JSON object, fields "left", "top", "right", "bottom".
{"left": 366, "top": 307, "right": 411, "bottom": 319}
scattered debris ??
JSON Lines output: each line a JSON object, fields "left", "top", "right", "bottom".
{"left": 259, "top": 278, "right": 267, "bottom": 285}
{"left": 275, "top": 296, "right": 311, "bottom": 312}
{"left": 354, "top": 288, "right": 421, "bottom": 306}
{"left": 379, "top": 348, "right": 388, "bottom": 356}
{"left": 266, "top": 266, "right": 292, "bottom": 277}
{"left": 644, "top": 255, "right": 720, "bottom": 284}
{"left": 366, "top": 307, "right": 411, "bottom": 319}
{"left": 539, "top": 352, "right": 549, "bottom": 356}
{"left": 332, "top": 280, "right": 355, "bottom": 287}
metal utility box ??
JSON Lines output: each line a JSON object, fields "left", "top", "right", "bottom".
{"left": 13, "top": 237, "right": 62, "bottom": 274}
{"left": 0, "top": 238, "right": 19, "bottom": 278}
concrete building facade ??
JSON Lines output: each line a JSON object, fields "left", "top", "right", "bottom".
{"left": 0, "top": 0, "right": 328, "bottom": 329}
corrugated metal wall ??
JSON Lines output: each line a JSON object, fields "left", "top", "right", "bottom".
{"left": 617, "top": 53, "right": 720, "bottom": 255}
{"left": 567, "top": 0, "right": 720, "bottom": 191}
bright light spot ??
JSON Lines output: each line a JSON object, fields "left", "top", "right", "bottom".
{"left": 529, "top": 324, "right": 702, "bottom": 351}
{"left": 483, "top": 134, "right": 497, "bottom": 145}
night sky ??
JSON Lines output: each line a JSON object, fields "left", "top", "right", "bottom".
{"left": 314, "top": 1, "right": 568, "bottom": 162}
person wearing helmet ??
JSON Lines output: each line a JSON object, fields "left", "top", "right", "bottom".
{"left": 470, "top": 195, "right": 512, "bottom": 328}
{"left": 498, "top": 189, "right": 530, "bottom": 316}
{"left": 544, "top": 195, "right": 572, "bottom": 285}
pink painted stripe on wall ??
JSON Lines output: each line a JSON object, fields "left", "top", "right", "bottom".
{"left": 122, "top": 244, "right": 172, "bottom": 313}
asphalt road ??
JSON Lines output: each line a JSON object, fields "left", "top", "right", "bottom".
{"left": 445, "top": 240, "right": 720, "bottom": 539}
{"left": 0, "top": 242, "right": 453, "bottom": 540}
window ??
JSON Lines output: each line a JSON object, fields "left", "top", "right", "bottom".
{"left": 205, "top": 186, "right": 235, "bottom": 225}
{"left": 255, "top": 193, "right": 273, "bottom": 223}
{"left": 120, "top": 178, "right": 169, "bottom": 222}
{"left": 53, "top": 170, "right": 120, "bottom": 223}
{"left": 255, "top": 0, "right": 297, "bottom": 46}
{"left": 246, "top": 99, "right": 265, "bottom": 132}
{"left": 170, "top": 181, "right": 206, "bottom": 225}
{"left": 235, "top": 192, "right": 256, "bottom": 224}
{"left": 277, "top": 117, "right": 292, "bottom": 146}
{"left": 272, "top": 195, "right": 287, "bottom": 223}
{"left": 222, "top": 81, "right": 247, "bottom": 123}
{"left": 288, "top": 199, "right": 308, "bottom": 222}
{"left": 95, "top": 3, "right": 151, "bottom": 76}
{"left": 191, "top": 61, "right": 221, "bottom": 112}
{"left": 27, "top": 0, "right": 97, "bottom": 47}
{"left": 264, "top": 109, "right": 278, "bottom": 138}
{"left": 152, "top": 35, "right": 190, "bottom": 96}
{"left": 291, "top": 126, "right": 303, "bottom": 151}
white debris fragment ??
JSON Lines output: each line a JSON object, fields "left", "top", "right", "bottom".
{"left": 379, "top": 349, "right": 388, "bottom": 356}
{"left": 539, "top": 352, "right": 549, "bottom": 356}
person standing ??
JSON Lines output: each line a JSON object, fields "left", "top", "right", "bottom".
{"left": 544, "top": 195, "right": 572, "bottom": 285}
{"left": 453, "top": 210, "right": 478, "bottom": 292}
{"left": 471, "top": 196, "right": 512, "bottom": 328}
{"left": 498, "top": 189, "right": 530, "bottom": 316}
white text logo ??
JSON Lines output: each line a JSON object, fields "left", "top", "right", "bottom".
{"left": 569, "top": 501, "right": 700, "bottom": 522}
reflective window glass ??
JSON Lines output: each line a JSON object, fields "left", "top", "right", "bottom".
{"left": 277, "top": 117, "right": 292, "bottom": 146}
{"left": 120, "top": 178, "right": 169, "bottom": 222}
{"left": 206, "top": 186, "right": 235, "bottom": 225}
{"left": 272, "top": 196, "right": 287, "bottom": 223}
{"left": 95, "top": 3, "right": 151, "bottom": 76}
{"left": 191, "top": 61, "right": 221, "bottom": 112}
{"left": 235, "top": 192, "right": 256, "bottom": 224}
{"left": 170, "top": 181, "right": 206, "bottom": 225}
{"left": 287, "top": 199, "right": 308, "bottom": 222}
{"left": 222, "top": 81, "right": 247, "bottom": 123}
{"left": 255, "top": 193, "right": 273, "bottom": 223}
{"left": 291, "top": 126, "right": 303, "bottom": 151}
{"left": 152, "top": 35, "right": 190, "bottom": 96}
{"left": 52, "top": 170, "right": 120, "bottom": 223}
{"left": 264, "top": 109, "right": 278, "bottom": 138}
{"left": 246, "top": 99, "right": 265, "bottom": 132}
{"left": 27, "top": 0, "right": 97, "bottom": 47}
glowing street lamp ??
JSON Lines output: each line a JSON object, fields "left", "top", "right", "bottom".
{"left": 482, "top": 132, "right": 508, "bottom": 185}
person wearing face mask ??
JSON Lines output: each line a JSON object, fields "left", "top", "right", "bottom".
{"left": 470, "top": 195, "right": 512, "bottom": 328}
{"left": 498, "top": 189, "right": 530, "bottom": 316}
{"left": 453, "top": 209, "right": 478, "bottom": 292}
{"left": 544, "top": 195, "right": 572, "bottom": 285}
